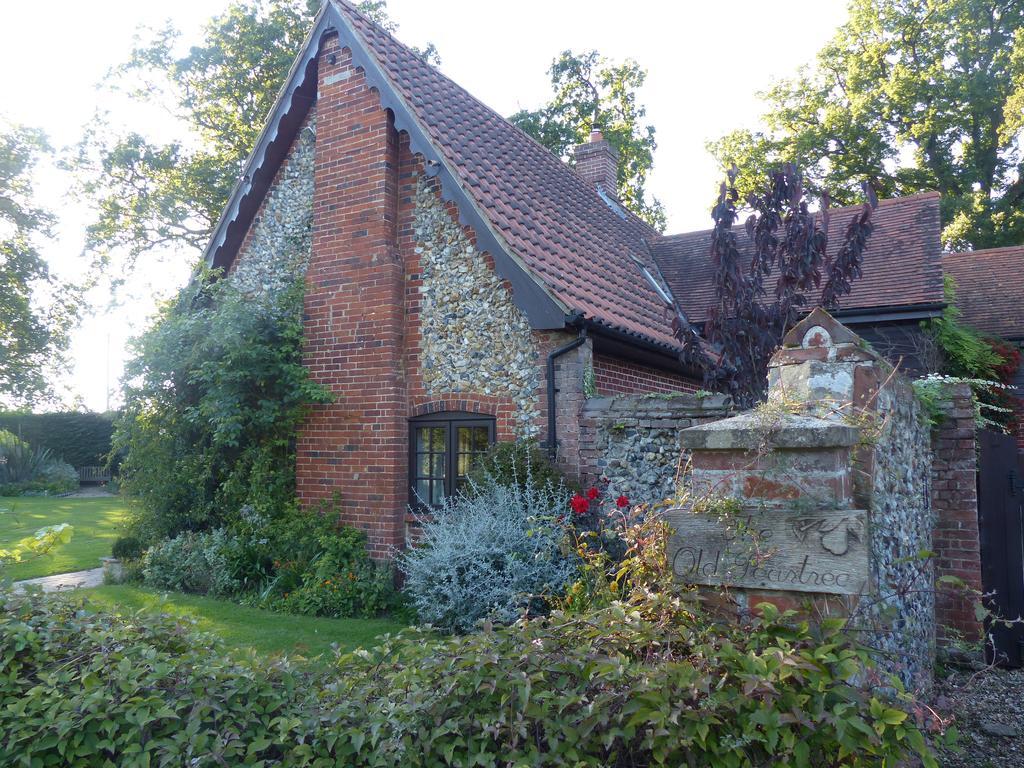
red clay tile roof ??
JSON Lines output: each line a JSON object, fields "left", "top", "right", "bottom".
{"left": 337, "top": 2, "right": 678, "bottom": 349}
{"left": 651, "top": 192, "right": 945, "bottom": 324}
{"left": 943, "top": 246, "right": 1024, "bottom": 339}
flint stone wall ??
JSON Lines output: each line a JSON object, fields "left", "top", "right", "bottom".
{"left": 863, "top": 374, "right": 935, "bottom": 689}
{"left": 414, "top": 178, "right": 540, "bottom": 437}
{"left": 578, "top": 393, "right": 731, "bottom": 503}
{"left": 231, "top": 112, "right": 316, "bottom": 298}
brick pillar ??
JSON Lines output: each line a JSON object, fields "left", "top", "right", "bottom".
{"left": 536, "top": 331, "right": 591, "bottom": 479}
{"left": 931, "top": 383, "right": 983, "bottom": 642}
{"left": 298, "top": 35, "right": 406, "bottom": 557}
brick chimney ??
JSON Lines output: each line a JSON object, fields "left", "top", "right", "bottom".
{"left": 573, "top": 130, "right": 619, "bottom": 193}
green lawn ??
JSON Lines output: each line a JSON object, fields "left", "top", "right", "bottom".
{"left": 0, "top": 495, "right": 127, "bottom": 580}
{"left": 82, "top": 585, "right": 406, "bottom": 658}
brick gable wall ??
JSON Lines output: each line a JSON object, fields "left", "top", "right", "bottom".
{"left": 226, "top": 34, "right": 697, "bottom": 557}
{"left": 298, "top": 37, "right": 407, "bottom": 556}
{"left": 293, "top": 35, "right": 582, "bottom": 555}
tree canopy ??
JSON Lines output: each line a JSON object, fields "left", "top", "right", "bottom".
{"left": 71, "top": 0, "right": 435, "bottom": 278}
{"left": 510, "top": 50, "right": 666, "bottom": 231}
{"left": 710, "top": 0, "right": 1024, "bottom": 251}
{"left": 0, "top": 121, "right": 77, "bottom": 406}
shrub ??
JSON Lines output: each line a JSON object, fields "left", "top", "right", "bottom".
{"left": 400, "top": 468, "right": 577, "bottom": 632}
{"left": 327, "top": 601, "right": 939, "bottom": 767}
{"left": 0, "top": 431, "right": 78, "bottom": 496}
{"left": 0, "top": 587, "right": 940, "bottom": 767}
{"left": 37, "top": 459, "right": 78, "bottom": 493}
{"left": 114, "top": 271, "right": 329, "bottom": 545}
{"left": 0, "top": 587, "right": 328, "bottom": 766}
{"left": 259, "top": 519, "right": 400, "bottom": 619}
{"left": 141, "top": 529, "right": 239, "bottom": 597}
{"left": 466, "top": 439, "right": 573, "bottom": 494}
{"left": 139, "top": 503, "right": 401, "bottom": 619}
{"left": 111, "top": 535, "right": 144, "bottom": 561}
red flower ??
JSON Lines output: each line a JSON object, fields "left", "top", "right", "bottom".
{"left": 570, "top": 494, "right": 590, "bottom": 515}
{"left": 616, "top": 495, "right": 630, "bottom": 508}
{"left": 586, "top": 487, "right": 600, "bottom": 500}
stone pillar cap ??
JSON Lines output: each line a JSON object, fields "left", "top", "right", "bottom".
{"left": 781, "top": 308, "right": 863, "bottom": 349}
{"left": 680, "top": 411, "right": 860, "bottom": 451}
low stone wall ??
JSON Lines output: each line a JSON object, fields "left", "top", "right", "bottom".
{"left": 578, "top": 393, "right": 731, "bottom": 504}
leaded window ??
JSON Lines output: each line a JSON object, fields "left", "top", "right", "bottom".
{"left": 409, "top": 413, "right": 495, "bottom": 507}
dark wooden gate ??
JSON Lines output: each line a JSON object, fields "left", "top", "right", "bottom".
{"left": 978, "top": 429, "right": 1024, "bottom": 666}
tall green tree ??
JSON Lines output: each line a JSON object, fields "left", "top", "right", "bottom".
{"left": 0, "top": 121, "right": 77, "bottom": 406}
{"left": 72, "top": 0, "right": 436, "bottom": 276}
{"left": 711, "top": 0, "right": 1024, "bottom": 250}
{"left": 510, "top": 50, "right": 666, "bottom": 231}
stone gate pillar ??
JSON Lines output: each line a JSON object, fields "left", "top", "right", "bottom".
{"left": 670, "top": 309, "right": 935, "bottom": 689}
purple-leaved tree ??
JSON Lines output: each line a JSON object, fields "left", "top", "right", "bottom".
{"left": 675, "top": 164, "right": 878, "bottom": 406}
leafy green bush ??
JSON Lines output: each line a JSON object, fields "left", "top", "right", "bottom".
{"left": 227, "top": 504, "right": 401, "bottom": 619}
{"left": 0, "top": 587, "right": 328, "bottom": 766}
{"left": 331, "top": 601, "right": 939, "bottom": 767}
{"left": 466, "top": 439, "right": 574, "bottom": 494}
{"left": 141, "top": 529, "right": 239, "bottom": 597}
{"left": 258, "top": 517, "right": 399, "bottom": 619}
{"left": 114, "top": 271, "right": 329, "bottom": 544}
{"left": 925, "top": 276, "right": 1006, "bottom": 380}
{"left": 110, "top": 535, "right": 144, "bottom": 561}
{"left": 136, "top": 503, "right": 400, "bottom": 619}
{"left": 400, "top": 467, "right": 576, "bottom": 632}
{"left": 0, "top": 587, "right": 939, "bottom": 767}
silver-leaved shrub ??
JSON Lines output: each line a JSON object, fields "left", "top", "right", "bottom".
{"left": 400, "top": 469, "right": 576, "bottom": 632}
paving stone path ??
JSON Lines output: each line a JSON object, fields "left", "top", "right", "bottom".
{"left": 16, "top": 567, "right": 105, "bottom": 592}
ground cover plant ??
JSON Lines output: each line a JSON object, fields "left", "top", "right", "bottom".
{"left": 120, "top": 502, "right": 403, "bottom": 620}
{"left": 0, "top": 584, "right": 940, "bottom": 767}
{"left": 0, "top": 495, "right": 125, "bottom": 580}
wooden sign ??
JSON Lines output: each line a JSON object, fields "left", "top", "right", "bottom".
{"left": 664, "top": 506, "right": 869, "bottom": 595}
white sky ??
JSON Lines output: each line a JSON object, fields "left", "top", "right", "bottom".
{"left": 0, "top": 0, "right": 849, "bottom": 412}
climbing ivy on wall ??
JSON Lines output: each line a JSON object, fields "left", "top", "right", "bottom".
{"left": 921, "top": 276, "right": 1019, "bottom": 432}
{"left": 113, "top": 270, "right": 330, "bottom": 544}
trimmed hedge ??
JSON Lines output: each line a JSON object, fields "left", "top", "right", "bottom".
{"left": 0, "top": 587, "right": 938, "bottom": 767}
{"left": 0, "top": 412, "right": 115, "bottom": 469}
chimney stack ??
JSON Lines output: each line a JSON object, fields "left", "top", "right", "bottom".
{"left": 573, "top": 130, "right": 619, "bottom": 193}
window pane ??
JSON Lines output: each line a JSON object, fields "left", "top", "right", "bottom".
{"left": 416, "top": 427, "right": 430, "bottom": 453}
{"left": 458, "top": 426, "right": 472, "bottom": 452}
{"left": 432, "top": 480, "right": 446, "bottom": 505}
{"left": 473, "top": 426, "right": 489, "bottom": 452}
{"left": 431, "top": 454, "right": 445, "bottom": 478}
{"left": 430, "top": 426, "right": 445, "bottom": 452}
{"left": 415, "top": 478, "right": 431, "bottom": 502}
{"left": 457, "top": 452, "right": 470, "bottom": 478}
